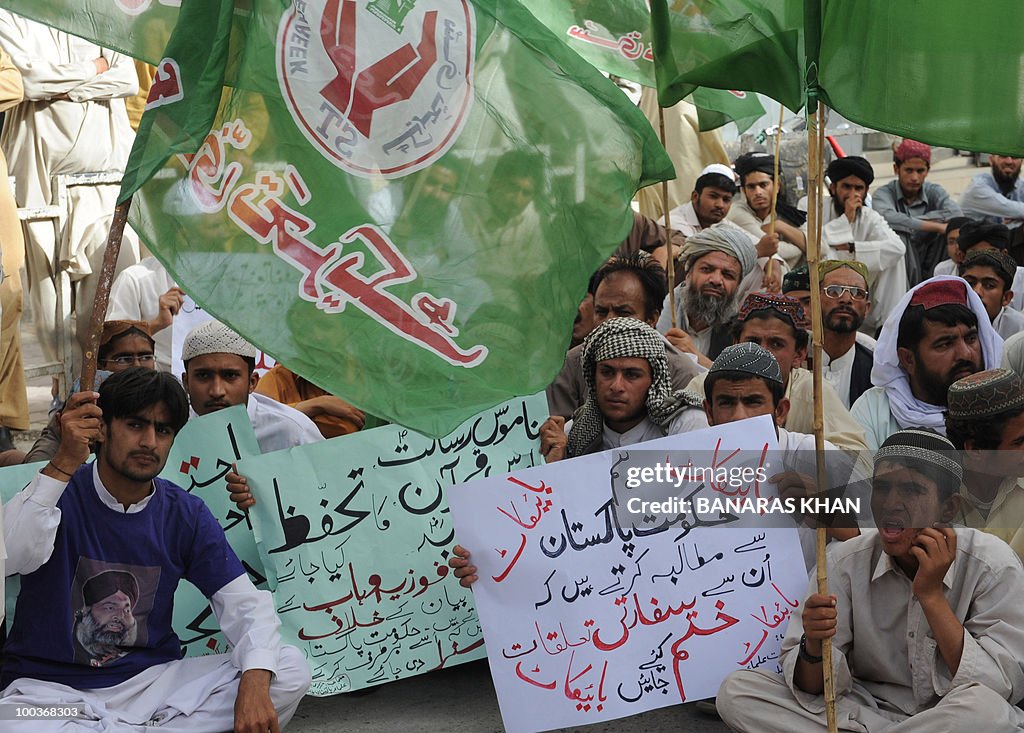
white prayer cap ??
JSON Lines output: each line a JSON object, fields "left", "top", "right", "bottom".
{"left": 181, "top": 319, "right": 258, "bottom": 363}
{"left": 698, "top": 163, "right": 737, "bottom": 182}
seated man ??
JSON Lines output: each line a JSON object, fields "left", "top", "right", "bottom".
{"left": 660, "top": 164, "right": 786, "bottom": 297}
{"left": 686, "top": 292, "right": 869, "bottom": 453}
{"left": 946, "top": 368, "right": 1024, "bottom": 557}
{"left": 547, "top": 253, "right": 701, "bottom": 419}
{"left": 656, "top": 227, "right": 758, "bottom": 366}
{"left": 955, "top": 221, "right": 1024, "bottom": 310}
{"left": 871, "top": 140, "right": 962, "bottom": 283}
{"left": 563, "top": 317, "right": 707, "bottom": 458}
{"left": 1, "top": 368, "right": 310, "bottom": 730}
{"left": 665, "top": 163, "right": 739, "bottom": 238}
{"left": 960, "top": 154, "right": 1024, "bottom": 262}
{"left": 819, "top": 260, "right": 875, "bottom": 408}
{"left": 959, "top": 248, "right": 1024, "bottom": 339}
{"left": 851, "top": 277, "right": 1000, "bottom": 450}
{"left": 1, "top": 320, "right": 157, "bottom": 467}
{"left": 181, "top": 319, "right": 323, "bottom": 452}
{"left": 718, "top": 429, "right": 1024, "bottom": 732}
{"left": 822, "top": 156, "right": 907, "bottom": 335}
{"left": 932, "top": 216, "right": 971, "bottom": 277}
{"left": 729, "top": 151, "right": 807, "bottom": 269}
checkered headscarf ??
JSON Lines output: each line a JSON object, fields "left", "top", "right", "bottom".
{"left": 566, "top": 318, "right": 702, "bottom": 457}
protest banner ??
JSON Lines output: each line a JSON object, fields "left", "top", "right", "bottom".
{"left": 447, "top": 415, "right": 809, "bottom": 733}
{"left": 242, "top": 393, "right": 547, "bottom": 695}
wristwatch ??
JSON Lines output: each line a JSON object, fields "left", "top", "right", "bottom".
{"left": 798, "top": 633, "right": 823, "bottom": 664}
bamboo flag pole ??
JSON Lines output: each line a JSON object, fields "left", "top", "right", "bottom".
{"left": 657, "top": 105, "right": 678, "bottom": 328}
{"left": 765, "top": 104, "right": 785, "bottom": 288}
{"left": 80, "top": 198, "right": 133, "bottom": 394}
{"left": 805, "top": 100, "right": 838, "bottom": 733}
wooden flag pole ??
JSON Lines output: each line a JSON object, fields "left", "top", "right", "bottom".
{"left": 766, "top": 104, "right": 785, "bottom": 287}
{"left": 80, "top": 198, "right": 133, "bottom": 394}
{"left": 657, "top": 105, "right": 678, "bottom": 328}
{"left": 805, "top": 100, "right": 839, "bottom": 733}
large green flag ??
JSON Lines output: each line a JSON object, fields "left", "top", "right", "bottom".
{"left": 818, "top": 1, "right": 1024, "bottom": 155}
{"left": 0, "top": 0, "right": 672, "bottom": 436}
{"left": 520, "top": 0, "right": 765, "bottom": 132}
{"left": 650, "top": 0, "right": 1024, "bottom": 156}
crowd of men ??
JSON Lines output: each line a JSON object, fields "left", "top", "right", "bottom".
{"left": 1, "top": 8, "right": 1024, "bottom": 730}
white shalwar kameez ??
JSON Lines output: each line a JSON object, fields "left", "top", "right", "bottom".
{"left": 0, "top": 12, "right": 140, "bottom": 363}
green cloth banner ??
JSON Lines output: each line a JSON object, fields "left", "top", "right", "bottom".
{"left": 650, "top": 0, "right": 1024, "bottom": 156}
{"left": 519, "top": 0, "right": 765, "bottom": 132}
{"left": 0, "top": 0, "right": 673, "bottom": 437}
{"left": 241, "top": 393, "right": 547, "bottom": 694}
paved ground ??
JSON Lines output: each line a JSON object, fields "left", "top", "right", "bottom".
{"left": 9, "top": 149, "right": 984, "bottom": 732}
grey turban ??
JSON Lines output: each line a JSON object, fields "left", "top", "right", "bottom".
{"left": 682, "top": 226, "right": 758, "bottom": 279}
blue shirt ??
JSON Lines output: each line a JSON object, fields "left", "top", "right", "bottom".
{"left": 2, "top": 467, "right": 244, "bottom": 689}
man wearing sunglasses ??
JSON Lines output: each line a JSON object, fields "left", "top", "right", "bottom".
{"left": 820, "top": 260, "right": 875, "bottom": 408}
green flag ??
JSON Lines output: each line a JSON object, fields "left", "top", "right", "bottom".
{"left": 818, "top": 1, "right": 1024, "bottom": 156}
{"left": 649, "top": 0, "right": 805, "bottom": 112}
{"left": 520, "top": 0, "right": 765, "bottom": 132}
{"left": 0, "top": 0, "right": 673, "bottom": 436}
{"left": 650, "top": 0, "right": 1024, "bottom": 156}
{"left": 690, "top": 87, "right": 764, "bottom": 136}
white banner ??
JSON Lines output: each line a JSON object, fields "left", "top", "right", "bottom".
{"left": 448, "top": 415, "right": 809, "bottom": 733}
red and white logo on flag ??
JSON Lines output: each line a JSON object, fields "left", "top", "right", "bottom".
{"left": 277, "top": 0, "right": 475, "bottom": 179}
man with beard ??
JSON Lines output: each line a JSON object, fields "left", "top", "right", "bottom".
{"left": 960, "top": 154, "right": 1024, "bottom": 263}
{"left": 547, "top": 253, "right": 701, "bottom": 419}
{"left": 2, "top": 368, "right": 310, "bottom": 730}
{"left": 851, "top": 277, "right": 1002, "bottom": 450}
{"left": 656, "top": 227, "right": 759, "bottom": 366}
{"left": 820, "top": 260, "right": 875, "bottom": 408}
{"left": 728, "top": 151, "right": 808, "bottom": 269}
{"left": 822, "top": 156, "right": 907, "bottom": 335}
{"left": 73, "top": 570, "right": 140, "bottom": 667}
{"left": 181, "top": 319, "right": 322, "bottom": 453}
{"left": 872, "top": 140, "right": 962, "bottom": 284}
{"left": 718, "top": 429, "right": 1024, "bottom": 732}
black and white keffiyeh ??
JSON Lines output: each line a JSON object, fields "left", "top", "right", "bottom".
{"left": 566, "top": 318, "right": 702, "bottom": 457}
